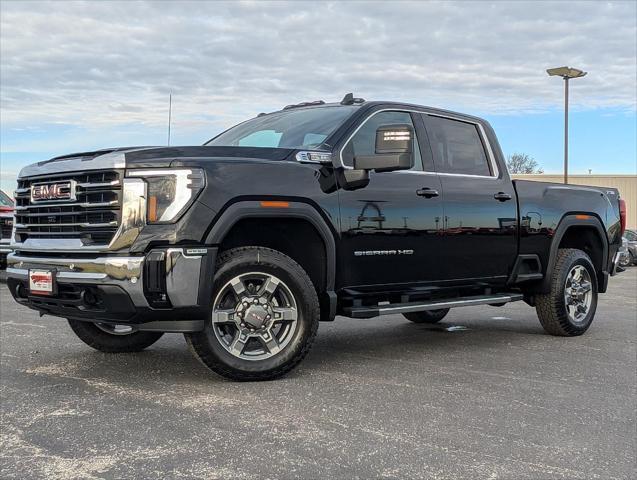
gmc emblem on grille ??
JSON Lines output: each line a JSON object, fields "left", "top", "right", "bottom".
{"left": 31, "top": 181, "right": 76, "bottom": 203}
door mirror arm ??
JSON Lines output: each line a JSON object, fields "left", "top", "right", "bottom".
{"left": 336, "top": 168, "right": 370, "bottom": 191}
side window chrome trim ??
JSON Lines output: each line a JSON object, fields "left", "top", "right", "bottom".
{"left": 337, "top": 108, "right": 501, "bottom": 179}
{"left": 396, "top": 171, "right": 500, "bottom": 180}
{"left": 395, "top": 170, "right": 437, "bottom": 176}
{"left": 394, "top": 171, "right": 499, "bottom": 181}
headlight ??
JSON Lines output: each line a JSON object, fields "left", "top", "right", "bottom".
{"left": 127, "top": 168, "right": 205, "bottom": 223}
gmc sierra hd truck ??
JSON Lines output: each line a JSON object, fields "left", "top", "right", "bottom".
{"left": 7, "top": 94, "right": 627, "bottom": 381}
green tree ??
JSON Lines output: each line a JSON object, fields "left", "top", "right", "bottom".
{"left": 506, "top": 153, "right": 544, "bottom": 174}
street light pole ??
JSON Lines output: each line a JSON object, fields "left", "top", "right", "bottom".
{"left": 547, "top": 66, "right": 587, "bottom": 184}
{"left": 564, "top": 76, "right": 568, "bottom": 184}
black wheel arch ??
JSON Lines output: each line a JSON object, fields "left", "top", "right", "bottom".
{"left": 203, "top": 200, "right": 338, "bottom": 320}
{"left": 542, "top": 214, "right": 609, "bottom": 293}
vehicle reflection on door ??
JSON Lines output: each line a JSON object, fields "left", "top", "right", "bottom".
{"left": 351, "top": 200, "right": 387, "bottom": 233}
{"left": 338, "top": 172, "right": 446, "bottom": 287}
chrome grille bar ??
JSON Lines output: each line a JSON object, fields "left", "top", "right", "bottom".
{"left": 15, "top": 222, "right": 118, "bottom": 228}
{"left": 15, "top": 200, "right": 118, "bottom": 210}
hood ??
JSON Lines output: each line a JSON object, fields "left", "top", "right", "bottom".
{"left": 124, "top": 146, "right": 295, "bottom": 168}
{"left": 18, "top": 146, "right": 296, "bottom": 177}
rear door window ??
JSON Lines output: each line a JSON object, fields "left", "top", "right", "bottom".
{"left": 423, "top": 115, "right": 492, "bottom": 177}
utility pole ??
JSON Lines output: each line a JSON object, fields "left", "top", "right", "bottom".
{"left": 547, "top": 66, "right": 587, "bottom": 184}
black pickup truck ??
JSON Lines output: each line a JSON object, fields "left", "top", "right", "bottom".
{"left": 7, "top": 94, "right": 627, "bottom": 381}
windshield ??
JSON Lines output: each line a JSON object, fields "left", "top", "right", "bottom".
{"left": 206, "top": 106, "right": 358, "bottom": 150}
{"left": 0, "top": 190, "right": 13, "bottom": 208}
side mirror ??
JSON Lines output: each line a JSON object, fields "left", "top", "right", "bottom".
{"left": 353, "top": 124, "right": 415, "bottom": 173}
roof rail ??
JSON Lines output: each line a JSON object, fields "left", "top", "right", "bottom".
{"left": 283, "top": 100, "right": 325, "bottom": 110}
{"left": 340, "top": 93, "right": 365, "bottom": 105}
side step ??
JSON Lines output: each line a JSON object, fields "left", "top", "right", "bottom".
{"left": 344, "top": 293, "right": 524, "bottom": 319}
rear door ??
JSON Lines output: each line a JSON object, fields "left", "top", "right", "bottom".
{"left": 421, "top": 113, "right": 518, "bottom": 283}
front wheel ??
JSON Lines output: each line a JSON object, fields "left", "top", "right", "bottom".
{"left": 535, "top": 248, "right": 598, "bottom": 336}
{"left": 67, "top": 319, "right": 164, "bottom": 352}
{"left": 185, "top": 247, "right": 320, "bottom": 381}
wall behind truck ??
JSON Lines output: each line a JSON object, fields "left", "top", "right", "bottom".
{"left": 512, "top": 174, "right": 637, "bottom": 230}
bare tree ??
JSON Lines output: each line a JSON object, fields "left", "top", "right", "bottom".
{"left": 506, "top": 153, "right": 544, "bottom": 174}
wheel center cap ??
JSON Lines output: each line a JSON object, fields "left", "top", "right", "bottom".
{"left": 244, "top": 304, "right": 269, "bottom": 329}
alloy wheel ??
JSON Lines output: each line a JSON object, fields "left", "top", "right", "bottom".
{"left": 211, "top": 272, "right": 299, "bottom": 361}
{"left": 563, "top": 264, "right": 593, "bottom": 323}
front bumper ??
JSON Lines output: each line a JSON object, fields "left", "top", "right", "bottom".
{"left": 6, "top": 247, "right": 216, "bottom": 332}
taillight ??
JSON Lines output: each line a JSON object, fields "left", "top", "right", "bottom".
{"left": 619, "top": 198, "right": 627, "bottom": 235}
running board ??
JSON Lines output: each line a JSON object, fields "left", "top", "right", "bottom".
{"left": 344, "top": 293, "right": 524, "bottom": 319}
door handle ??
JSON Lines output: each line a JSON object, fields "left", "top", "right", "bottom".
{"left": 494, "top": 192, "right": 512, "bottom": 202}
{"left": 416, "top": 188, "right": 439, "bottom": 198}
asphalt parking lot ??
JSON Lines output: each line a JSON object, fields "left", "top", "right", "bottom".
{"left": 1, "top": 269, "right": 635, "bottom": 480}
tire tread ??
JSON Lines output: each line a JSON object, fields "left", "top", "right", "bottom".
{"left": 185, "top": 246, "right": 319, "bottom": 381}
{"left": 403, "top": 308, "right": 450, "bottom": 324}
{"left": 67, "top": 319, "right": 163, "bottom": 353}
{"left": 535, "top": 248, "right": 596, "bottom": 337}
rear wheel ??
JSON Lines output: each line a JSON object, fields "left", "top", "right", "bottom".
{"left": 403, "top": 308, "right": 450, "bottom": 324}
{"left": 185, "top": 247, "right": 319, "bottom": 381}
{"left": 535, "top": 248, "right": 598, "bottom": 336}
{"left": 67, "top": 319, "right": 164, "bottom": 353}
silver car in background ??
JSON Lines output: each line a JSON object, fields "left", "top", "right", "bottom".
{"left": 620, "top": 229, "right": 637, "bottom": 267}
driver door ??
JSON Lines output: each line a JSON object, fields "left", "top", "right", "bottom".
{"left": 336, "top": 110, "right": 445, "bottom": 289}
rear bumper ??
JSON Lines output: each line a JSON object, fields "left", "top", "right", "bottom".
{"left": 6, "top": 247, "right": 216, "bottom": 332}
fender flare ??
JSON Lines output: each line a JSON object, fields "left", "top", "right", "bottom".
{"left": 542, "top": 214, "right": 609, "bottom": 292}
{"left": 204, "top": 200, "right": 337, "bottom": 292}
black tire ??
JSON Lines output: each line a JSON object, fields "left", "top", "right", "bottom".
{"left": 619, "top": 252, "right": 631, "bottom": 268}
{"left": 535, "top": 248, "right": 598, "bottom": 336}
{"left": 403, "top": 308, "right": 450, "bottom": 324}
{"left": 185, "top": 247, "right": 320, "bottom": 381}
{"left": 67, "top": 319, "right": 164, "bottom": 353}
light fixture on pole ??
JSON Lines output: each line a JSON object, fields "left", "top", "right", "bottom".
{"left": 547, "top": 66, "right": 587, "bottom": 184}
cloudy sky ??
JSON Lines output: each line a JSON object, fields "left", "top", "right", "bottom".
{"left": 1, "top": 0, "right": 636, "bottom": 192}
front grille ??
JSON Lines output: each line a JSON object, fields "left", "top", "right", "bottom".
{"left": 0, "top": 217, "right": 12, "bottom": 239}
{"left": 14, "top": 170, "right": 122, "bottom": 245}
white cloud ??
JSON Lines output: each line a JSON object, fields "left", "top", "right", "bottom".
{"left": 0, "top": 0, "right": 635, "bottom": 133}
